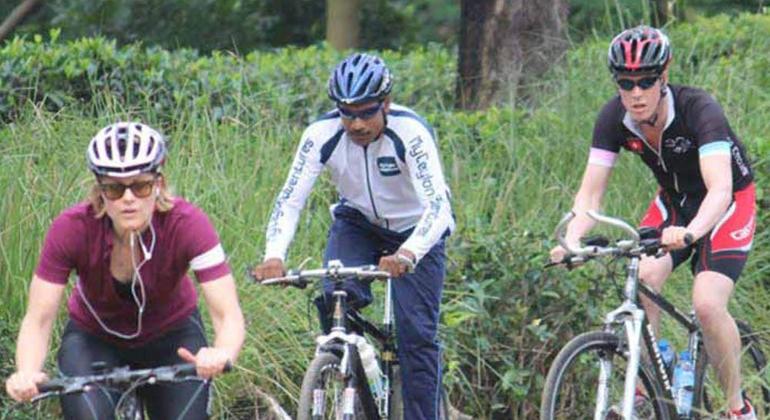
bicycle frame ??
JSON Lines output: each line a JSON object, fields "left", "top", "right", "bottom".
{"left": 314, "top": 277, "right": 397, "bottom": 419}
{"left": 595, "top": 259, "right": 705, "bottom": 419}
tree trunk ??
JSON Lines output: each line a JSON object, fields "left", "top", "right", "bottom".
{"left": 652, "top": 0, "right": 669, "bottom": 26}
{"left": 326, "top": 0, "right": 360, "bottom": 51}
{"left": 0, "top": 0, "right": 42, "bottom": 42}
{"left": 455, "top": 0, "right": 568, "bottom": 110}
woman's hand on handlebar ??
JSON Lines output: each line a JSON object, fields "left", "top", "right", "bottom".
{"left": 177, "top": 347, "right": 231, "bottom": 380}
{"left": 6, "top": 371, "right": 48, "bottom": 402}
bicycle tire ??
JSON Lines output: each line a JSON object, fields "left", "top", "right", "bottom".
{"left": 540, "top": 330, "right": 670, "bottom": 420}
{"left": 297, "top": 352, "right": 369, "bottom": 420}
{"left": 694, "top": 319, "right": 770, "bottom": 418}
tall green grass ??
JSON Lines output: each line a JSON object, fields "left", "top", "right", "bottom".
{"left": 1, "top": 13, "right": 769, "bottom": 418}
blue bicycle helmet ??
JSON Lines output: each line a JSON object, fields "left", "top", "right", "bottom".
{"left": 328, "top": 53, "right": 393, "bottom": 105}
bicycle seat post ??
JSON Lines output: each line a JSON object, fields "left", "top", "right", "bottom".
{"left": 331, "top": 290, "right": 348, "bottom": 333}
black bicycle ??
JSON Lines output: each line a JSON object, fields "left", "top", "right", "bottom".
{"left": 5, "top": 362, "right": 225, "bottom": 420}
{"left": 259, "top": 261, "right": 448, "bottom": 420}
{"left": 540, "top": 211, "right": 769, "bottom": 420}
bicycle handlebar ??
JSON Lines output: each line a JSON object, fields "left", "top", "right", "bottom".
{"left": 35, "top": 362, "right": 232, "bottom": 396}
{"left": 552, "top": 211, "right": 693, "bottom": 265}
{"left": 257, "top": 264, "right": 391, "bottom": 288}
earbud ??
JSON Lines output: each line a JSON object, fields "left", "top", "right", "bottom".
{"left": 154, "top": 186, "right": 160, "bottom": 198}
{"left": 140, "top": 240, "right": 152, "bottom": 260}
{"left": 131, "top": 231, "right": 152, "bottom": 260}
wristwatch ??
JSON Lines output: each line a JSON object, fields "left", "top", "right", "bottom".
{"left": 396, "top": 253, "right": 416, "bottom": 273}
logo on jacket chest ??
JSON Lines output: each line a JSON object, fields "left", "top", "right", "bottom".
{"left": 376, "top": 156, "right": 401, "bottom": 176}
{"left": 664, "top": 136, "right": 693, "bottom": 154}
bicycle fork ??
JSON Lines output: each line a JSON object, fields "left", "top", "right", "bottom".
{"left": 595, "top": 302, "right": 647, "bottom": 420}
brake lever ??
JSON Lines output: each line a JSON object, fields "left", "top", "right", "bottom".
{"left": 290, "top": 278, "right": 309, "bottom": 289}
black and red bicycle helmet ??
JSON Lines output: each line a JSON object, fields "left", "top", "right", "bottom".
{"left": 608, "top": 26, "right": 671, "bottom": 75}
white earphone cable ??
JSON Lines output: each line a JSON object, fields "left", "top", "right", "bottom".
{"left": 78, "top": 221, "right": 155, "bottom": 340}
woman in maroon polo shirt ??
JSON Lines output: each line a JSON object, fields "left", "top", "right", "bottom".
{"left": 5, "top": 122, "right": 245, "bottom": 419}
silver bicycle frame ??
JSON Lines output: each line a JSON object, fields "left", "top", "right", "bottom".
{"left": 557, "top": 211, "right": 647, "bottom": 420}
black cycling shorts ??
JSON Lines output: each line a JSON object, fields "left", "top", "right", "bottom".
{"left": 57, "top": 309, "right": 210, "bottom": 420}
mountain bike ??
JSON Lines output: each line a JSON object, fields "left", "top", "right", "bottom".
{"left": 259, "top": 261, "right": 448, "bottom": 420}
{"left": 540, "top": 211, "right": 769, "bottom": 420}
{"left": 6, "top": 362, "right": 225, "bottom": 420}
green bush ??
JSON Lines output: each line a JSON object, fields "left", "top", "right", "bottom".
{"left": 0, "top": 31, "right": 455, "bottom": 125}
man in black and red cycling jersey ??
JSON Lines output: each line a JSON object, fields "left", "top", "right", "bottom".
{"left": 550, "top": 26, "right": 756, "bottom": 419}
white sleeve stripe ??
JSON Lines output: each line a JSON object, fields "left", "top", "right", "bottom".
{"left": 190, "top": 244, "right": 226, "bottom": 271}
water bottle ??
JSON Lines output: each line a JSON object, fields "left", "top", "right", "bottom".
{"left": 672, "top": 350, "right": 694, "bottom": 417}
{"left": 658, "top": 339, "right": 676, "bottom": 378}
{"left": 357, "top": 341, "right": 384, "bottom": 399}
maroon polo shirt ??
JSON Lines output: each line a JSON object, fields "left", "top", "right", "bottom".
{"left": 35, "top": 198, "right": 230, "bottom": 346}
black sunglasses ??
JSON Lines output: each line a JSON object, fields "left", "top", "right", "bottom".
{"left": 99, "top": 179, "right": 156, "bottom": 200}
{"left": 616, "top": 76, "right": 659, "bottom": 91}
{"left": 337, "top": 101, "right": 384, "bottom": 120}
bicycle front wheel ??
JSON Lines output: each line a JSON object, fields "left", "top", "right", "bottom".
{"left": 541, "top": 331, "right": 669, "bottom": 420}
{"left": 297, "top": 352, "right": 368, "bottom": 420}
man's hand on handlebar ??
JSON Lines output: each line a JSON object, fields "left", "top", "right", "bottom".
{"left": 379, "top": 248, "right": 416, "bottom": 277}
{"left": 548, "top": 242, "right": 585, "bottom": 268}
{"left": 660, "top": 226, "right": 694, "bottom": 251}
{"left": 251, "top": 258, "right": 286, "bottom": 282}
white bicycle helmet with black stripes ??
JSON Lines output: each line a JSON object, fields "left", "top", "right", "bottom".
{"left": 87, "top": 122, "right": 166, "bottom": 178}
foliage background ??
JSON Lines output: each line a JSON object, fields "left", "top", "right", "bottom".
{"left": 2, "top": 0, "right": 767, "bottom": 52}
{"left": 0, "top": 4, "right": 769, "bottom": 419}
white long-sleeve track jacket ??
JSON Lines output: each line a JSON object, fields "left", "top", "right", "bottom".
{"left": 264, "top": 103, "right": 454, "bottom": 263}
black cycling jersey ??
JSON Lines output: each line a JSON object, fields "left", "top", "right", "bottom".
{"left": 592, "top": 84, "right": 753, "bottom": 196}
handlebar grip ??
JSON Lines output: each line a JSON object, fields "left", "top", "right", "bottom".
{"left": 176, "top": 361, "right": 233, "bottom": 377}
{"left": 175, "top": 363, "right": 199, "bottom": 377}
{"left": 289, "top": 278, "right": 308, "bottom": 289}
{"left": 36, "top": 379, "right": 65, "bottom": 393}
{"left": 684, "top": 233, "right": 694, "bottom": 245}
{"left": 544, "top": 255, "right": 585, "bottom": 269}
